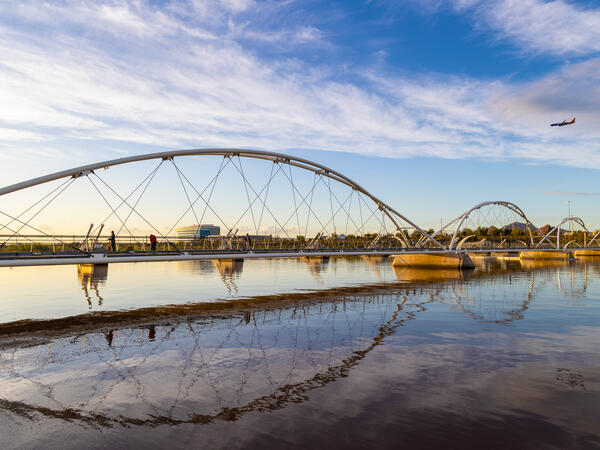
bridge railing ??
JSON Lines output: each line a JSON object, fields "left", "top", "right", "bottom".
{"left": 2, "top": 231, "right": 599, "bottom": 256}
{"left": 0, "top": 234, "right": 418, "bottom": 254}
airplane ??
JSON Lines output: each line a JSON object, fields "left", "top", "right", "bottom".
{"left": 550, "top": 117, "right": 575, "bottom": 127}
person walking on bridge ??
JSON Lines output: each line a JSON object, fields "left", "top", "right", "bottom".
{"left": 149, "top": 233, "right": 157, "bottom": 251}
{"left": 109, "top": 231, "right": 116, "bottom": 252}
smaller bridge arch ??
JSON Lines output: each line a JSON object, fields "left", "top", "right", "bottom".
{"left": 535, "top": 216, "right": 591, "bottom": 249}
{"left": 428, "top": 201, "right": 535, "bottom": 251}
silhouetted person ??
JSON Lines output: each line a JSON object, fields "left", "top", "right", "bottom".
{"left": 148, "top": 325, "right": 155, "bottom": 341}
{"left": 109, "top": 231, "right": 116, "bottom": 252}
{"left": 149, "top": 233, "right": 157, "bottom": 251}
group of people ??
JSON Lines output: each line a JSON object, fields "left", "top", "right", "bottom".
{"left": 108, "top": 231, "right": 157, "bottom": 252}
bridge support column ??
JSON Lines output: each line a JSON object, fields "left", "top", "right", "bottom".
{"left": 77, "top": 263, "right": 108, "bottom": 280}
{"left": 391, "top": 252, "right": 474, "bottom": 269}
{"left": 519, "top": 251, "right": 574, "bottom": 260}
{"left": 574, "top": 249, "right": 600, "bottom": 257}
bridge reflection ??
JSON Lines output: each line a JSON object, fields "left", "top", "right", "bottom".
{"left": 77, "top": 264, "right": 108, "bottom": 308}
{"left": 0, "top": 292, "right": 417, "bottom": 427}
{"left": 72, "top": 256, "right": 594, "bottom": 314}
{"left": 1, "top": 260, "right": 594, "bottom": 429}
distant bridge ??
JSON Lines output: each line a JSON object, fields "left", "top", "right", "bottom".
{"left": 1, "top": 149, "right": 599, "bottom": 267}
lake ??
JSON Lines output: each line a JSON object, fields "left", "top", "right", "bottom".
{"left": 1, "top": 256, "right": 599, "bottom": 449}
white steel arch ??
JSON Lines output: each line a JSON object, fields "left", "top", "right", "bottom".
{"left": 430, "top": 201, "right": 535, "bottom": 251}
{"left": 0, "top": 148, "right": 444, "bottom": 249}
{"left": 535, "top": 216, "right": 590, "bottom": 249}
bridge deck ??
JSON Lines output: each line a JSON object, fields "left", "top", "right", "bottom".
{"left": 0, "top": 247, "right": 587, "bottom": 267}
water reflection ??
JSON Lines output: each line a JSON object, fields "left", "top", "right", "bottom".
{"left": 393, "top": 266, "right": 472, "bottom": 282}
{"left": 0, "top": 294, "right": 417, "bottom": 427}
{"left": 520, "top": 259, "right": 575, "bottom": 270}
{"left": 77, "top": 264, "right": 108, "bottom": 308}
{"left": 67, "top": 257, "right": 600, "bottom": 318}
{"left": 302, "top": 256, "right": 328, "bottom": 283}
{"left": 173, "top": 260, "right": 216, "bottom": 276}
{"left": 556, "top": 264, "right": 588, "bottom": 301}
{"left": 1, "top": 262, "right": 600, "bottom": 448}
{"left": 212, "top": 259, "right": 244, "bottom": 294}
{"left": 361, "top": 255, "right": 388, "bottom": 280}
{"left": 71, "top": 260, "right": 486, "bottom": 313}
{"left": 440, "top": 271, "right": 536, "bottom": 324}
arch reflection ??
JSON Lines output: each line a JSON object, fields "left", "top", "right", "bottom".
{"left": 0, "top": 293, "right": 418, "bottom": 427}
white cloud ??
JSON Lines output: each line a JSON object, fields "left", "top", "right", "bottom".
{"left": 219, "top": 0, "right": 256, "bottom": 13}
{"left": 490, "top": 58, "right": 600, "bottom": 139}
{"left": 294, "top": 26, "right": 323, "bottom": 43}
{"left": 0, "top": 0, "right": 597, "bottom": 172}
{"left": 457, "top": 0, "right": 600, "bottom": 56}
{"left": 0, "top": 128, "right": 44, "bottom": 141}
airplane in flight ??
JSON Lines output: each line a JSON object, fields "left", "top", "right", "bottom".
{"left": 550, "top": 117, "right": 576, "bottom": 127}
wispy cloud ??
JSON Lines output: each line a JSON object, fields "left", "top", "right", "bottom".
{"left": 455, "top": 0, "right": 600, "bottom": 57}
{"left": 491, "top": 58, "right": 600, "bottom": 124}
{"left": 0, "top": 0, "right": 598, "bottom": 171}
{"left": 0, "top": 128, "right": 44, "bottom": 141}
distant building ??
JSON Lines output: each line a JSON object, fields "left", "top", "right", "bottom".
{"left": 175, "top": 224, "right": 220, "bottom": 241}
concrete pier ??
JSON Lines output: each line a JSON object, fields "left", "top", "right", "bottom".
{"left": 520, "top": 259, "right": 573, "bottom": 269}
{"left": 574, "top": 249, "right": 600, "bottom": 257}
{"left": 391, "top": 252, "right": 475, "bottom": 269}
{"left": 519, "top": 251, "right": 574, "bottom": 260}
{"left": 77, "top": 263, "right": 108, "bottom": 276}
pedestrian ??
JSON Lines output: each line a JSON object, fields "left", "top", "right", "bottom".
{"left": 109, "top": 231, "right": 116, "bottom": 252}
{"left": 149, "top": 233, "right": 157, "bottom": 251}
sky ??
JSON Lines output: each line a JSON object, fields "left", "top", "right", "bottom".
{"left": 1, "top": 0, "right": 600, "bottom": 233}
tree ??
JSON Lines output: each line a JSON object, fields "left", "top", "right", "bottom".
{"left": 511, "top": 228, "right": 524, "bottom": 238}
{"left": 461, "top": 228, "right": 473, "bottom": 237}
{"left": 487, "top": 226, "right": 500, "bottom": 236}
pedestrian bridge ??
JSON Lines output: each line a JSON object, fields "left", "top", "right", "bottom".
{"left": 1, "top": 149, "right": 599, "bottom": 267}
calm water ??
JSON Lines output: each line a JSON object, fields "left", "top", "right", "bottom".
{"left": 1, "top": 257, "right": 599, "bottom": 449}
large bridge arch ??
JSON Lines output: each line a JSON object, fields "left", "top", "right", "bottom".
{"left": 0, "top": 148, "right": 443, "bottom": 252}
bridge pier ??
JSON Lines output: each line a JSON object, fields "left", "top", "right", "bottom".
{"left": 77, "top": 263, "right": 108, "bottom": 278}
{"left": 574, "top": 249, "right": 600, "bottom": 257}
{"left": 391, "top": 252, "right": 474, "bottom": 269}
{"left": 519, "top": 251, "right": 574, "bottom": 260}
{"left": 488, "top": 251, "right": 520, "bottom": 258}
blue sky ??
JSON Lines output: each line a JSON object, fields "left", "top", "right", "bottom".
{"left": 1, "top": 0, "right": 600, "bottom": 231}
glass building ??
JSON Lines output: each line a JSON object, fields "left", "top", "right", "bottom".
{"left": 174, "top": 224, "right": 220, "bottom": 241}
